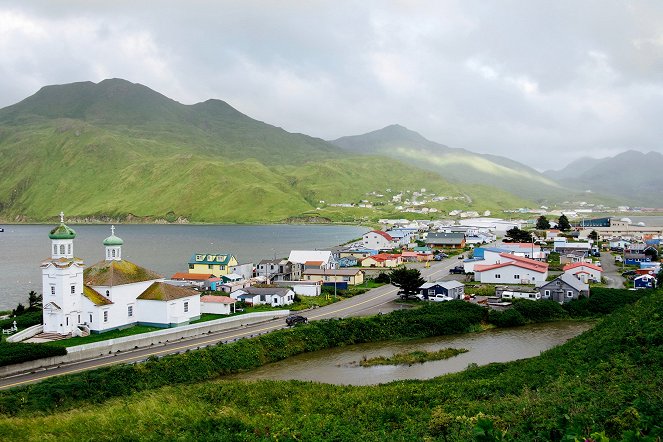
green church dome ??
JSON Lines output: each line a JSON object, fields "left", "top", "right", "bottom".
{"left": 103, "top": 234, "right": 124, "bottom": 246}
{"left": 49, "top": 223, "right": 76, "bottom": 240}
{"left": 103, "top": 225, "right": 123, "bottom": 246}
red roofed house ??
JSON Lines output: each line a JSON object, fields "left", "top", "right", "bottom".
{"left": 200, "top": 295, "right": 236, "bottom": 315}
{"left": 362, "top": 230, "right": 398, "bottom": 251}
{"left": 361, "top": 253, "right": 403, "bottom": 268}
{"left": 170, "top": 272, "right": 215, "bottom": 290}
{"left": 474, "top": 253, "right": 549, "bottom": 284}
{"left": 562, "top": 262, "right": 603, "bottom": 283}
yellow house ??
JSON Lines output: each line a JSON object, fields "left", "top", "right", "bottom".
{"left": 360, "top": 253, "right": 403, "bottom": 268}
{"left": 301, "top": 269, "right": 365, "bottom": 286}
{"left": 188, "top": 253, "right": 238, "bottom": 277}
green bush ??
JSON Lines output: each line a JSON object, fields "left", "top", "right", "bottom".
{"left": 0, "top": 343, "right": 66, "bottom": 367}
{"left": 0, "top": 310, "right": 42, "bottom": 330}
{"left": 512, "top": 299, "right": 568, "bottom": 322}
{"left": 488, "top": 308, "right": 526, "bottom": 327}
{"left": 563, "top": 287, "right": 644, "bottom": 317}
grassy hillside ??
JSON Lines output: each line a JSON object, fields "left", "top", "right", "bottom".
{"left": 0, "top": 79, "right": 533, "bottom": 223}
{"left": 331, "top": 125, "right": 621, "bottom": 206}
{"left": 0, "top": 291, "right": 660, "bottom": 440}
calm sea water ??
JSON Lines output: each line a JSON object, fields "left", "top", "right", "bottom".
{"left": 0, "top": 224, "right": 366, "bottom": 310}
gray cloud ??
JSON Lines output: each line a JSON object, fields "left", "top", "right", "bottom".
{"left": 1, "top": 1, "right": 662, "bottom": 169}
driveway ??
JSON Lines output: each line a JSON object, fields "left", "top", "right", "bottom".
{"left": 600, "top": 252, "right": 625, "bottom": 288}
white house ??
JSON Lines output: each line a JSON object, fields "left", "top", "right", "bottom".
{"left": 361, "top": 230, "right": 399, "bottom": 251}
{"left": 41, "top": 216, "right": 200, "bottom": 336}
{"left": 232, "top": 287, "right": 295, "bottom": 307}
{"left": 200, "top": 295, "right": 236, "bottom": 315}
{"left": 473, "top": 254, "right": 549, "bottom": 284}
{"left": 287, "top": 250, "right": 336, "bottom": 279}
{"left": 562, "top": 262, "right": 603, "bottom": 283}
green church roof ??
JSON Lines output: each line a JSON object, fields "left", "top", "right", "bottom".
{"left": 49, "top": 223, "right": 76, "bottom": 240}
{"left": 103, "top": 235, "right": 124, "bottom": 246}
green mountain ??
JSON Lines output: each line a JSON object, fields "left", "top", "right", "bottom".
{"left": 0, "top": 79, "right": 529, "bottom": 223}
{"left": 544, "top": 150, "right": 663, "bottom": 207}
{"left": 330, "top": 125, "right": 618, "bottom": 205}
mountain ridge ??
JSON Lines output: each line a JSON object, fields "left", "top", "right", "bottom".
{"left": 0, "top": 79, "right": 530, "bottom": 223}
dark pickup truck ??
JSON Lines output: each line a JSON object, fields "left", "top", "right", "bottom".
{"left": 449, "top": 266, "right": 465, "bottom": 274}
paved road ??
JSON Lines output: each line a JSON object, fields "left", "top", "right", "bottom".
{"left": 600, "top": 251, "right": 625, "bottom": 288}
{"left": 0, "top": 255, "right": 464, "bottom": 390}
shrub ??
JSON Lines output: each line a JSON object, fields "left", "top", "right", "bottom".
{"left": 0, "top": 310, "right": 42, "bottom": 329}
{"left": 0, "top": 343, "right": 66, "bottom": 367}
{"left": 512, "top": 299, "right": 568, "bottom": 322}
{"left": 488, "top": 309, "right": 526, "bottom": 327}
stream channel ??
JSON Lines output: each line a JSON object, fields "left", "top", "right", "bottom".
{"left": 231, "top": 321, "right": 594, "bottom": 385}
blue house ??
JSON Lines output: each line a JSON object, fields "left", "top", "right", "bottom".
{"left": 625, "top": 253, "right": 651, "bottom": 266}
{"left": 634, "top": 274, "right": 656, "bottom": 289}
{"left": 338, "top": 256, "right": 358, "bottom": 267}
{"left": 418, "top": 281, "right": 465, "bottom": 300}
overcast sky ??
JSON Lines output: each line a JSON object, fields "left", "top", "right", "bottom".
{"left": 1, "top": 1, "right": 662, "bottom": 169}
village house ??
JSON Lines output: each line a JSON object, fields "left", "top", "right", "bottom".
{"left": 188, "top": 253, "right": 239, "bottom": 277}
{"left": 287, "top": 250, "right": 336, "bottom": 280}
{"left": 200, "top": 295, "right": 236, "bottom": 315}
{"left": 473, "top": 254, "right": 549, "bottom": 284}
{"left": 337, "top": 256, "right": 358, "bottom": 267}
{"left": 425, "top": 232, "right": 466, "bottom": 249}
{"left": 418, "top": 281, "right": 465, "bottom": 300}
{"left": 360, "top": 253, "right": 403, "bottom": 268}
{"left": 362, "top": 230, "right": 399, "bottom": 251}
{"left": 256, "top": 259, "right": 292, "bottom": 282}
{"left": 302, "top": 268, "right": 365, "bottom": 286}
{"left": 537, "top": 274, "right": 589, "bottom": 303}
{"left": 562, "top": 262, "right": 603, "bottom": 284}
{"left": 231, "top": 287, "right": 295, "bottom": 307}
{"left": 634, "top": 274, "right": 657, "bottom": 289}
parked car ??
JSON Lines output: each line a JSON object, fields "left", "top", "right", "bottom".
{"left": 285, "top": 315, "right": 308, "bottom": 326}
{"left": 449, "top": 266, "right": 464, "bottom": 274}
{"left": 615, "top": 255, "right": 623, "bottom": 263}
{"left": 429, "top": 294, "right": 453, "bottom": 302}
{"left": 622, "top": 270, "right": 636, "bottom": 277}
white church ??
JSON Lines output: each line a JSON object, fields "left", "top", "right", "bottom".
{"left": 42, "top": 214, "right": 201, "bottom": 336}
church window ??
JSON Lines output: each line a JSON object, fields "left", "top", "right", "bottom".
{"left": 128, "top": 305, "right": 133, "bottom": 317}
{"left": 188, "top": 264, "right": 194, "bottom": 269}
{"left": 66, "top": 317, "right": 69, "bottom": 326}
{"left": 78, "top": 315, "right": 80, "bottom": 323}
{"left": 103, "top": 311, "right": 108, "bottom": 323}
{"left": 111, "top": 249, "right": 116, "bottom": 258}
{"left": 53, "top": 245, "right": 57, "bottom": 255}
{"left": 60, "top": 245, "right": 65, "bottom": 254}
{"left": 67, "top": 244, "right": 71, "bottom": 255}
{"left": 184, "top": 301, "right": 189, "bottom": 313}
{"left": 51, "top": 286, "right": 55, "bottom": 295}
{"left": 89, "top": 314, "right": 93, "bottom": 323}
{"left": 208, "top": 264, "right": 213, "bottom": 269}
{"left": 71, "top": 285, "right": 76, "bottom": 294}
{"left": 105, "top": 290, "right": 110, "bottom": 296}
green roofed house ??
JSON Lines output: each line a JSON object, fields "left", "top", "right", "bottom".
{"left": 40, "top": 219, "right": 201, "bottom": 337}
{"left": 188, "top": 253, "right": 238, "bottom": 277}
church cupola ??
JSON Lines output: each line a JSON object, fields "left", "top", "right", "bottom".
{"left": 103, "top": 225, "right": 124, "bottom": 261}
{"left": 49, "top": 212, "right": 76, "bottom": 259}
